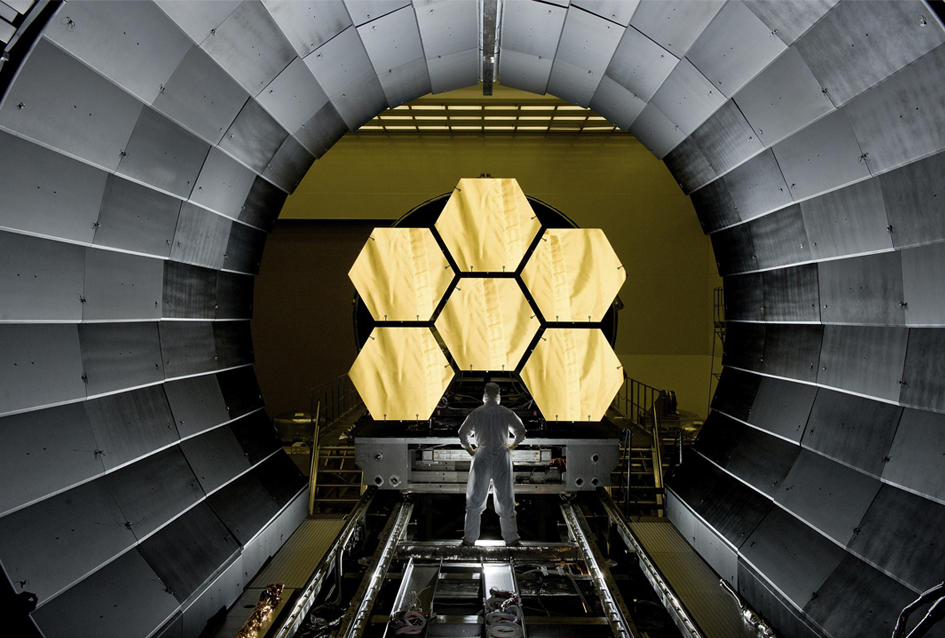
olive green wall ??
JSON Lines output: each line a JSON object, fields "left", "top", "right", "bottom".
{"left": 266, "top": 133, "right": 721, "bottom": 417}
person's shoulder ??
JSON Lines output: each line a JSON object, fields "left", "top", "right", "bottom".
{"left": 499, "top": 405, "right": 517, "bottom": 416}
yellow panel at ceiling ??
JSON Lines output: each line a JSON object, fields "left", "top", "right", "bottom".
{"left": 349, "top": 327, "right": 453, "bottom": 421}
{"left": 435, "top": 278, "right": 540, "bottom": 372}
{"left": 348, "top": 227, "right": 453, "bottom": 321}
{"left": 435, "top": 178, "right": 542, "bottom": 273}
{"left": 519, "top": 328, "right": 623, "bottom": 422}
{"left": 521, "top": 228, "right": 625, "bottom": 323}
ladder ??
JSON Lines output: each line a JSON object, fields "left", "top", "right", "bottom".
{"left": 310, "top": 445, "right": 363, "bottom": 515}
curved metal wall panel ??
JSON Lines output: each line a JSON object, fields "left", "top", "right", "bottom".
{"left": 0, "top": 38, "right": 142, "bottom": 172}
{"left": 240, "top": 176, "right": 288, "bottom": 231}
{"left": 761, "top": 324, "right": 822, "bottom": 382}
{"left": 883, "top": 408, "right": 945, "bottom": 504}
{"left": 663, "top": 136, "right": 716, "bottom": 195}
{"left": 742, "top": 0, "right": 838, "bottom": 47}
{"left": 737, "top": 560, "right": 821, "bottom": 638}
{"left": 629, "top": 0, "right": 724, "bottom": 59}
{"left": 879, "top": 150, "right": 945, "bottom": 250}
{"left": 629, "top": 103, "right": 686, "bottom": 158}
{"left": 776, "top": 448, "right": 881, "bottom": 546}
{"left": 792, "top": 0, "right": 945, "bottom": 108}
{"left": 152, "top": 45, "right": 249, "bottom": 146}
{"left": 650, "top": 58, "right": 724, "bottom": 136}
{"left": 901, "top": 242, "right": 945, "bottom": 326}
{"left": 137, "top": 502, "right": 240, "bottom": 604}
{"left": 44, "top": 0, "right": 192, "bottom": 105}
{"left": 207, "top": 473, "right": 280, "bottom": 545}
{"left": 0, "top": 478, "right": 136, "bottom": 602}
{"left": 78, "top": 322, "right": 165, "bottom": 397}
{"left": 104, "top": 446, "right": 203, "bottom": 539}
{"left": 94, "top": 174, "right": 182, "bottom": 258}
{"left": 722, "top": 321, "right": 765, "bottom": 372}
{"left": 899, "top": 328, "right": 945, "bottom": 412}
{"left": 170, "top": 203, "right": 232, "bottom": 270}
{"left": 0, "top": 131, "right": 107, "bottom": 244}
{"left": 216, "top": 271, "right": 255, "bottom": 319}
{"left": 82, "top": 386, "right": 179, "bottom": 471}
{"left": 801, "top": 388, "right": 902, "bottom": 477}
{"left": 605, "top": 24, "right": 677, "bottom": 103}
{"left": 723, "top": 272, "right": 763, "bottom": 321}
{"left": 263, "top": 0, "right": 351, "bottom": 58}
{"left": 163, "top": 376, "right": 230, "bottom": 439}
{"left": 31, "top": 548, "right": 179, "bottom": 638}
{"left": 263, "top": 135, "right": 316, "bottom": 193}
{"left": 761, "top": 265, "right": 819, "bottom": 322}
{"left": 0, "top": 324, "right": 85, "bottom": 416}
{"left": 0, "top": 231, "right": 85, "bottom": 321}
{"left": 159, "top": 322, "right": 219, "bottom": 379}
{"left": 162, "top": 262, "right": 218, "bottom": 320}
{"left": 800, "top": 177, "right": 892, "bottom": 261}
{"left": 816, "top": 325, "right": 908, "bottom": 402}
{"left": 710, "top": 367, "right": 760, "bottom": 422}
{"left": 750, "top": 205, "right": 810, "bottom": 271}
{"left": 689, "top": 100, "right": 763, "bottom": 180}
{"left": 219, "top": 99, "right": 289, "bottom": 176}
{"left": 190, "top": 147, "right": 258, "bottom": 220}
{"left": 217, "top": 367, "right": 265, "bottom": 420}
{"left": 0, "top": 403, "right": 104, "bottom": 517}
{"left": 546, "top": 7, "right": 624, "bottom": 107}
{"left": 200, "top": 0, "right": 297, "bottom": 97}
{"left": 179, "top": 425, "right": 252, "bottom": 493}
{"left": 749, "top": 376, "right": 816, "bottom": 443}
{"left": 82, "top": 250, "right": 164, "bottom": 322}
{"left": 818, "top": 251, "right": 905, "bottom": 325}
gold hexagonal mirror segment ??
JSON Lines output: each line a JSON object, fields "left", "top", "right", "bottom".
{"left": 521, "top": 228, "right": 626, "bottom": 323}
{"left": 435, "top": 278, "right": 540, "bottom": 372}
{"left": 349, "top": 227, "right": 453, "bottom": 322}
{"left": 435, "top": 178, "right": 542, "bottom": 273}
{"left": 349, "top": 327, "right": 453, "bottom": 421}
{"left": 519, "top": 328, "right": 623, "bottom": 422}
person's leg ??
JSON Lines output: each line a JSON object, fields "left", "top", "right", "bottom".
{"left": 492, "top": 448, "right": 519, "bottom": 543}
{"left": 464, "top": 453, "right": 490, "bottom": 542}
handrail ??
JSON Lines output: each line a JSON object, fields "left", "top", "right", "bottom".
{"left": 611, "top": 372, "right": 668, "bottom": 516}
{"left": 307, "top": 401, "right": 321, "bottom": 517}
{"left": 309, "top": 373, "right": 363, "bottom": 433}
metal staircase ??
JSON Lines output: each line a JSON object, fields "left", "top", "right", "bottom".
{"left": 309, "top": 445, "right": 363, "bottom": 515}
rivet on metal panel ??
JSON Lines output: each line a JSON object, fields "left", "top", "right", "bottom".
{"left": 60, "top": 17, "right": 76, "bottom": 30}
{"left": 14, "top": 100, "right": 24, "bottom": 110}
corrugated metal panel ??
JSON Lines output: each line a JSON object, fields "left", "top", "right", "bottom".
{"left": 83, "top": 385, "right": 178, "bottom": 471}
{"left": 0, "top": 130, "right": 106, "bottom": 244}
{"left": 0, "top": 478, "right": 136, "bottom": 603}
{"left": 78, "top": 322, "right": 165, "bottom": 397}
{"left": 250, "top": 518, "right": 345, "bottom": 588}
{"left": 117, "top": 107, "right": 210, "bottom": 199}
{"left": 817, "top": 325, "right": 908, "bottom": 402}
{"left": 0, "top": 402, "right": 104, "bottom": 517}
{"left": 153, "top": 45, "right": 249, "bottom": 145}
{"left": 0, "top": 38, "right": 142, "bottom": 172}
{"left": 200, "top": 0, "right": 298, "bottom": 96}
{"left": 93, "top": 174, "right": 181, "bottom": 258}
{"left": 0, "top": 231, "right": 85, "bottom": 321}
{"left": 0, "top": 324, "right": 85, "bottom": 416}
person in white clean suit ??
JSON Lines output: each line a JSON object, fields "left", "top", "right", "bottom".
{"left": 458, "top": 382, "right": 526, "bottom": 546}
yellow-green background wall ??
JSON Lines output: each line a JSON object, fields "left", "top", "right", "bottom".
{"left": 264, "top": 133, "right": 722, "bottom": 417}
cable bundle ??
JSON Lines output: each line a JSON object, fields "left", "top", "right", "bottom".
{"left": 389, "top": 607, "right": 427, "bottom": 635}
{"left": 485, "top": 588, "right": 524, "bottom": 638}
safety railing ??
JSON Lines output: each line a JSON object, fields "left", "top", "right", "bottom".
{"left": 611, "top": 373, "right": 669, "bottom": 516}
{"left": 309, "top": 373, "right": 362, "bottom": 431}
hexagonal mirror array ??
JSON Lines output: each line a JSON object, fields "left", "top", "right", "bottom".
{"left": 349, "top": 178, "right": 625, "bottom": 422}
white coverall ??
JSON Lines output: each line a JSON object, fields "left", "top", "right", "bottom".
{"left": 458, "top": 400, "right": 526, "bottom": 543}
